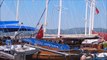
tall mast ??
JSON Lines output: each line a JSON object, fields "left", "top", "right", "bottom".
{"left": 85, "top": 0, "right": 88, "bottom": 35}
{"left": 16, "top": 0, "right": 19, "bottom": 21}
{"left": 44, "top": 0, "right": 48, "bottom": 36}
{"left": 58, "top": 0, "right": 62, "bottom": 38}
{"left": 89, "top": 0, "right": 96, "bottom": 35}
{"left": 89, "top": 0, "right": 93, "bottom": 35}
{"left": 91, "top": 0, "right": 96, "bottom": 31}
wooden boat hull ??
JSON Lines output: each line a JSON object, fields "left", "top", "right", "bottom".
{"left": 32, "top": 51, "right": 81, "bottom": 60}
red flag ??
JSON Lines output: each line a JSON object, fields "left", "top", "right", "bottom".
{"left": 95, "top": 7, "right": 99, "bottom": 14}
{"left": 36, "top": 25, "right": 43, "bottom": 39}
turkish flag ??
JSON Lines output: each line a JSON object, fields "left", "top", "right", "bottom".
{"left": 95, "top": 7, "right": 99, "bottom": 14}
{"left": 36, "top": 25, "right": 43, "bottom": 39}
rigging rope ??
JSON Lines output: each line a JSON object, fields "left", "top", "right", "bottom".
{"left": 0, "top": 0, "right": 4, "bottom": 21}
{"left": 36, "top": 0, "right": 50, "bottom": 28}
{"left": 0, "top": 0, "right": 5, "bottom": 34}
{"left": 0, "top": 0, "right": 4, "bottom": 7}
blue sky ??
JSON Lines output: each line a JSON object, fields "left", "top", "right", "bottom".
{"left": 0, "top": 0, "right": 107, "bottom": 29}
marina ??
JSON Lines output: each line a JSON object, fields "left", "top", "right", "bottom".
{"left": 0, "top": 0, "right": 107, "bottom": 60}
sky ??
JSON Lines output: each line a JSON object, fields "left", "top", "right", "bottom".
{"left": 0, "top": 0, "right": 107, "bottom": 29}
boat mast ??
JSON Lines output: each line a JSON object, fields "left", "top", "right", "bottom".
{"left": 44, "top": 0, "right": 48, "bottom": 36}
{"left": 58, "top": 0, "right": 62, "bottom": 38}
{"left": 89, "top": 0, "right": 96, "bottom": 35}
{"left": 89, "top": 0, "right": 92, "bottom": 35}
{"left": 91, "top": 0, "right": 96, "bottom": 32}
{"left": 85, "top": 0, "right": 88, "bottom": 35}
{"left": 16, "top": 0, "right": 19, "bottom": 21}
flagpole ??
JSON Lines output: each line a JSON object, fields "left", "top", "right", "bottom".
{"left": 58, "top": 0, "right": 62, "bottom": 38}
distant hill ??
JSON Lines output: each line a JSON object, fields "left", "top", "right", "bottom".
{"left": 45, "top": 28, "right": 107, "bottom": 34}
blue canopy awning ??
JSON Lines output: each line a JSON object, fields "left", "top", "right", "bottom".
{"left": 22, "top": 38, "right": 70, "bottom": 50}
{"left": 0, "top": 21, "right": 36, "bottom": 31}
{"left": 0, "top": 25, "right": 35, "bottom": 31}
{"left": 0, "top": 21, "right": 19, "bottom": 25}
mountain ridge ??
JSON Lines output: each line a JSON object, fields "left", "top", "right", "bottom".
{"left": 45, "top": 28, "right": 107, "bottom": 34}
